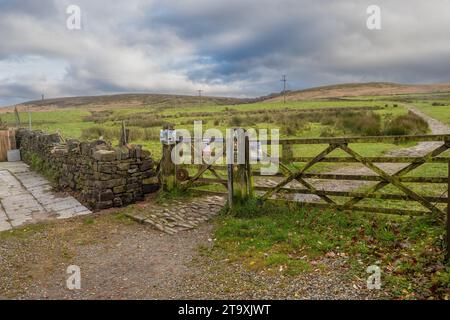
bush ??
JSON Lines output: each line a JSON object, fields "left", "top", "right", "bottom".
{"left": 82, "top": 110, "right": 113, "bottom": 123}
{"left": 81, "top": 126, "right": 121, "bottom": 140}
{"left": 339, "top": 111, "right": 382, "bottom": 136}
{"left": 229, "top": 115, "right": 243, "bottom": 126}
{"left": 320, "top": 128, "right": 336, "bottom": 137}
{"left": 383, "top": 111, "right": 429, "bottom": 135}
{"left": 0, "top": 117, "right": 8, "bottom": 130}
{"left": 282, "top": 125, "right": 297, "bottom": 136}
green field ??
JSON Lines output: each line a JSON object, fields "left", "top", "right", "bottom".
{"left": 1, "top": 98, "right": 430, "bottom": 158}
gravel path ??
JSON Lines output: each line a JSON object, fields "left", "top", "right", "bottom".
{"left": 0, "top": 199, "right": 380, "bottom": 300}
{"left": 0, "top": 208, "right": 216, "bottom": 299}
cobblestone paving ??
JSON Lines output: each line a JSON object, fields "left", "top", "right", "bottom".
{"left": 126, "top": 195, "right": 226, "bottom": 234}
{"left": 0, "top": 162, "right": 91, "bottom": 232}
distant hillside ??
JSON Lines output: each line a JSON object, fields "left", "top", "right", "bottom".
{"left": 264, "top": 82, "right": 450, "bottom": 102}
{"left": 6, "top": 82, "right": 450, "bottom": 113}
{"left": 15, "top": 93, "right": 250, "bottom": 111}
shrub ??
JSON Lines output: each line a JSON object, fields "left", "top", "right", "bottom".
{"left": 339, "top": 111, "right": 382, "bottom": 136}
{"left": 383, "top": 111, "right": 429, "bottom": 136}
{"left": 229, "top": 115, "right": 243, "bottom": 126}
{"left": 320, "top": 128, "right": 336, "bottom": 137}
{"left": 0, "top": 117, "right": 8, "bottom": 130}
{"left": 81, "top": 126, "right": 121, "bottom": 140}
{"left": 82, "top": 110, "right": 113, "bottom": 123}
{"left": 282, "top": 125, "right": 297, "bottom": 136}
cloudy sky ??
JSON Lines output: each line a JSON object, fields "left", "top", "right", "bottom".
{"left": 1, "top": 0, "right": 450, "bottom": 106}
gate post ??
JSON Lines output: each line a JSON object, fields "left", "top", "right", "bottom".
{"left": 282, "top": 143, "right": 293, "bottom": 162}
{"left": 447, "top": 158, "right": 450, "bottom": 261}
{"left": 228, "top": 128, "right": 253, "bottom": 206}
{"left": 160, "top": 124, "right": 177, "bottom": 191}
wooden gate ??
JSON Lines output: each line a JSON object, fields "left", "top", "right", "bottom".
{"left": 0, "top": 129, "right": 17, "bottom": 162}
{"left": 256, "top": 134, "right": 450, "bottom": 217}
{"left": 160, "top": 131, "right": 450, "bottom": 217}
{"left": 160, "top": 131, "right": 450, "bottom": 257}
{"left": 159, "top": 127, "right": 253, "bottom": 206}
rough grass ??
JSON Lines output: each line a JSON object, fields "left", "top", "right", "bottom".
{"left": 212, "top": 200, "right": 449, "bottom": 299}
{"left": 384, "top": 111, "right": 429, "bottom": 136}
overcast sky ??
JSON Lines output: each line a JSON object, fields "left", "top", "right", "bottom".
{"left": 1, "top": 0, "right": 450, "bottom": 106}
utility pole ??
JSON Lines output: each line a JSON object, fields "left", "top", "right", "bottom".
{"left": 198, "top": 89, "right": 203, "bottom": 105}
{"left": 281, "top": 75, "right": 287, "bottom": 103}
{"left": 28, "top": 108, "right": 32, "bottom": 130}
{"left": 41, "top": 94, "right": 44, "bottom": 101}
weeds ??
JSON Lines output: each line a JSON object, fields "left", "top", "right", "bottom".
{"left": 24, "top": 153, "right": 60, "bottom": 184}
{"left": 212, "top": 200, "right": 449, "bottom": 298}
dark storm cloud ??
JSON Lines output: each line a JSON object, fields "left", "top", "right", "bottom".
{"left": 1, "top": 0, "right": 450, "bottom": 106}
{"left": 0, "top": 0, "right": 58, "bottom": 16}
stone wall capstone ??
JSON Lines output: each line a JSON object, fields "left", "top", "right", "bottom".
{"left": 16, "top": 129, "right": 159, "bottom": 210}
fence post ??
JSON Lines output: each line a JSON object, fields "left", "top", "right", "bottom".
{"left": 230, "top": 128, "right": 253, "bottom": 205}
{"left": 227, "top": 163, "right": 233, "bottom": 208}
{"left": 447, "top": 158, "right": 450, "bottom": 261}
{"left": 160, "top": 124, "right": 177, "bottom": 191}
{"left": 282, "top": 143, "right": 293, "bottom": 162}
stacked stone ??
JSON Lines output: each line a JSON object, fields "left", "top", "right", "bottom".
{"left": 16, "top": 129, "right": 159, "bottom": 210}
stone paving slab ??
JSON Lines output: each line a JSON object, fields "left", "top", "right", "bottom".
{"left": 0, "top": 206, "right": 12, "bottom": 231}
{"left": 0, "top": 161, "right": 92, "bottom": 232}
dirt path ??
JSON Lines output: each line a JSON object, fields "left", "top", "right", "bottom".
{"left": 0, "top": 208, "right": 216, "bottom": 299}
{"left": 0, "top": 195, "right": 379, "bottom": 299}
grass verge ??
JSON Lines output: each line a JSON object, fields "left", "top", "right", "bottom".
{"left": 211, "top": 199, "right": 449, "bottom": 299}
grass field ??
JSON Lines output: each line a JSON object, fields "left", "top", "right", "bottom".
{"left": 0, "top": 98, "right": 427, "bottom": 158}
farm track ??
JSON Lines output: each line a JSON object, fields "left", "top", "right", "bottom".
{"left": 255, "top": 104, "right": 450, "bottom": 201}
{"left": 0, "top": 195, "right": 379, "bottom": 300}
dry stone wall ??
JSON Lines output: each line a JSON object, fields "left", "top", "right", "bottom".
{"left": 16, "top": 129, "right": 159, "bottom": 210}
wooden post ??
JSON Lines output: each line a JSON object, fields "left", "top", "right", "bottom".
{"left": 28, "top": 109, "right": 32, "bottom": 130}
{"left": 160, "top": 124, "right": 177, "bottom": 191}
{"left": 447, "top": 159, "right": 450, "bottom": 261}
{"left": 245, "top": 134, "right": 254, "bottom": 197}
{"left": 227, "top": 163, "right": 234, "bottom": 208}
{"left": 282, "top": 143, "right": 293, "bottom": 161}
{"left": 231, "top": 128, "right": 253, "bottom": 204}
{"left": 120, "top": 121, "right": 129, "bottom": 146}
{"left": 14, "top": 106, "right": 21, "bottom": 128}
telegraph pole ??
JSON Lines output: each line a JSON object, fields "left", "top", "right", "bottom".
{"left": 281, "top": 75, "right": 287, "bottom": 103}
{"left": 28, "top": 107, "right": 32, "bottom": 130}
{"left": 198, "top": 89, "right": 203, "bottom": 104}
